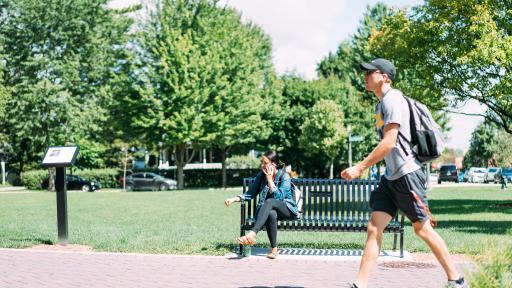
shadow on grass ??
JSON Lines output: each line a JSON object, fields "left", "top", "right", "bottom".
{"left": 5, "top": 238, "right": 53, "bottom": 246}
{"left": 429, "top": 199, "right": 512, "bottom": 215}
{"left": 436, "top": 220, "right": 512, "bottom": 235}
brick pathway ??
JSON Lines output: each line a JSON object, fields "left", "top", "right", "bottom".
{"left": 0, "top": 248, "right": 474, "bottom": 288}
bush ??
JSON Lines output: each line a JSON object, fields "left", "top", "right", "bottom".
{"left": 74, "top": 168, "right": 119, "bottom": 189}
{"left": 139, "top": 168, "right": 260, "bottom": 188}
{"left": 226, "top": 155, "right": 260, "bottom": 169}
{"left": 21, "top": 170, "right": 48, "bottom": 190}
{"left": 22, "top": 167, "right": 260, "bottom": 190}
{"left": 470, "top": 242, "right": 512, "bottom": 287}
{"left": 21, "top": 168, "right": 120, "bottom": 190}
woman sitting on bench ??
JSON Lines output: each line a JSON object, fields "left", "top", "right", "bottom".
{"left": 224, "top": 150, "right": 298, "bottom": 259}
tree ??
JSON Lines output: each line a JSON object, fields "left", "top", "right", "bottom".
{"left": 462, "top": 121, "right": 499, "bottom": 168}
{"left": 317, "top": 3, "right": 395, "bottom": 102}
{"left": 299, "top": 100, "right": 347, "bottom": 178}
{"left": 199, "top": 7, "right": 274, "bottom": 188}
{"left": 263, "top": 75, "right": 375, "bottom": 177}
{"left": 368, "top": 0, "right": 512, "bottom": 133}
{"left": 134, "top": 0, "right": 274, "bottom": 189}
{"left": 0, "top": 0, "right": 136, "bottom": 171}
{"left": 493, "top": 131, "right": 512, "bottom": 167}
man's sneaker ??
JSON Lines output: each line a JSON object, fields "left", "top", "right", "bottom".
{"left": 345, "top": 283, "right": 359, "bottom": 288}
{"left": 445, "top": 277, "right": 469, "bottom": 288}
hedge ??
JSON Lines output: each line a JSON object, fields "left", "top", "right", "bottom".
{"left": 138, "top": 168, "right": 260, "bottom": 188}
{"left": 21, "top": 170, "right": 48, "bottom": 190}
{"left": 21, "top": 168, "right": 260, "bottom": 190}
{"left": 21, "top": 168, "right": 119, "bottom": 190}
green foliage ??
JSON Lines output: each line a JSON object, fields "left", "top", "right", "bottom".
{"left": 225, "top": 155, "right": 260, "bottom": 169}
{"left": 463, "top": 121, "right": 499, "bottom": 168}
{"left": 21, "top": 168, "right": 119, "bottom": 190}
{"left": 470, "top": 243, "right": 512, "bottom": 288}
{"left": 0, "top": 0, "right": 136, "bottom": 171}
{"left": 493, "top": 131, "right": 512, "bottom": 167}
{"left": 265, "top": 75, "right": 376, "bottom": 177}
{"left": 299, "top": 99, "right": 347, "bottom": 160}
{"left": 318, "top": 3, "right": 395, "bottom": 102}
{"left": 73, "top": 168, "right": 119, "bottom": 189}
{"left": 20, "top": 169, "right": 48, "bottom": 190}
{"left": 368, "top": 0, "right": 512, "bottom": 133}
{"left": 138, "top": 168, "right": 260, "bottom": 187}
{"left": 131, "top": 0, "right": 274, "bottom": 188}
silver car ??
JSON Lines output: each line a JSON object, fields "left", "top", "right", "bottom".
{"left": 124, "top": 172, "right": 177, "bottom": 191}
{"left": 484, "top": 167, "right": 500, "bottom": 183}
{"left": 466, "top": 167, "right": 486, "bottom": 183}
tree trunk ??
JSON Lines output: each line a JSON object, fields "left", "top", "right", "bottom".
{"left": 221, "top": 147, "right": 230, "bottom": 189}
{"left": 329, "top": 158, "right": 334, "bottom": 179}
{"left": 48, "top": 167, "right": 56, "bottom": 191}
{"left": 175, "top": 144, "right": 186, "bottom": 190}
{"left": 174, "top": 143, "right": 197, "bottom": 190}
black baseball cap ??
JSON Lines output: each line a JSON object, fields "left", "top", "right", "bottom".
{"left": 360, "top": 58, "right": 396, "bottom": 81}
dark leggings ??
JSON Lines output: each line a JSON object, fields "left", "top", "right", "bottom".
{"left": 251, "top": 198, "right": 293, "bottom": 248}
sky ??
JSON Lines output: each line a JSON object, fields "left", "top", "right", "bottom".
{"left": 110, "top": 0, "right": 486, "bottom": 150}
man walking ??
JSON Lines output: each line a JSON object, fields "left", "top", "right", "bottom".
{"left": 340, "top": 58, "right": 468, "bottom": 288}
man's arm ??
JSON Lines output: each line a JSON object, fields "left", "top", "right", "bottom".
{"left": 340, "top": 123, "right": 399, "bottom": 180}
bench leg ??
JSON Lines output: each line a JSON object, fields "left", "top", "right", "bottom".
{"left": 392, "top": 233, "right": 397, "bottom": 251}
{"left": 400, "top": 230, "right": 404, "bottom": 258}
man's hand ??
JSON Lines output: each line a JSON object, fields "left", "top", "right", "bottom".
{"left": 340, "top": 165, "right": 364, "bottom": 180}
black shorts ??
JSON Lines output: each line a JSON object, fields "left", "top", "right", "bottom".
{"left": 370, "top": 168, "right": 430, "bottom": 223}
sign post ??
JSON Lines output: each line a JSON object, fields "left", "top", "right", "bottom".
{"left": 41, "top": 146, "right": 79, "bottom": 245}
{"left": 348, "top": 134, "right": 364, "bottom": 167}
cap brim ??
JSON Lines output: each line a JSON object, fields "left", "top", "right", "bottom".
{"left": 360, "top": 63, "right": 378, "bottom": 71}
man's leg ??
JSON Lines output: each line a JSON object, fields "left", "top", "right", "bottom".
{"left": 354, "top": 211, "right": 393, "bottom": 288}
{"left": 412, "top": 220, "right": 459, "bottom": 280}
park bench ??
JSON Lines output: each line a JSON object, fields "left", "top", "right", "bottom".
{"left": 240, "top": 178, "right": 405, "bottom": 257}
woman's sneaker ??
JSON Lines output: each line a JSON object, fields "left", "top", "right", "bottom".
{"left": 445, "top": 277, "right": 469, "bottom": 288}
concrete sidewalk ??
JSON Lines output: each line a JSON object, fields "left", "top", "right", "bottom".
{"left": 0, "top": 248, "right": 474, "bottom": 288}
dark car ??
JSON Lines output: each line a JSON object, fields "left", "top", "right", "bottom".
{"left": 42, "top": 174, "right": 101, "bottom": 192}
{"left": 495, "top": 168, "right": 512, "bottom": 184}
{"left": 122, "top": 172, "right": 177, "bottom": 191}
{"left": 438, "top": 164, "right": 459, "bottom": 184}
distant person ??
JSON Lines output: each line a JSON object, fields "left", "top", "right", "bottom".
{"left": 224, "top": 150, "right": 298, "bottom": 259}
{"left": 500, "top": 172, "right": 508, "bottom": 190}
{"left": 340, "top": 58, "right": 468, "bottom": 288}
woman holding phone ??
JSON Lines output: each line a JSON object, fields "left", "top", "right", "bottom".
{"left": 224, "top": 150, "right": 298, "bottom": 259}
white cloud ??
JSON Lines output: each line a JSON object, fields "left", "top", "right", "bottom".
{"left": 219, "top": 0, "right": 349, "bottom": 79}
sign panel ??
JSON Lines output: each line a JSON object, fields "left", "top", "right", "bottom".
{"left": 41, "top": 146, "right": 79, "bottom": 167}
{"left": 349, "top": 135, "right": 364, "bottom": 142}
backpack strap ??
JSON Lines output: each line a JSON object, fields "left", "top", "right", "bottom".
{"left": 404, "top": 96, "right": 418, "bottom": 144}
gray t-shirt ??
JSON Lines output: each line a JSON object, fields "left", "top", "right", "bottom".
{"left": 375, "top": 88, "right": 421, "bottom": 180}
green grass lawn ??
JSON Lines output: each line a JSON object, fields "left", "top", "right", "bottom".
{"left": 0, "top": 186, "right": 510, "bottom": 255}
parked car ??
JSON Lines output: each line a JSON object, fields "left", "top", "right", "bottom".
{"left": 429, "top": 172, "right": 438, "bottom": 183}
{"left": 484, "top": 167, "right": 500, "bottom": 183}
{"left": 122, "top": 172, "right": 177, "bottom": 191}
{"left": 495, "top": 168, "right": 512, "bottom": 184}
{"left": 41, "top": 174, "right": 101, "bottom": 192}
{"left": 466, "top": 167, "right": 486, "bottom": 183}
{"left": 437, "top": 164, "right": 459, "bottom": 184}
{"left": 458, "top": 170, "right": 465, "bottom": 183}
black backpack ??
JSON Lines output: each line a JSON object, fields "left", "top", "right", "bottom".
{"left": 402, "top": 95, "right": 445, "bottom": 163}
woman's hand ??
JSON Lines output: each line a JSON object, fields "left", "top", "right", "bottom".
{"left": 262, "top": 164, "right": 275, "bottom": 180}
{"left": 263, "top": 164, "right": 276, "bottom": 191}
{"left": 224, "top": 197, "right": 238, "bottom": 207}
